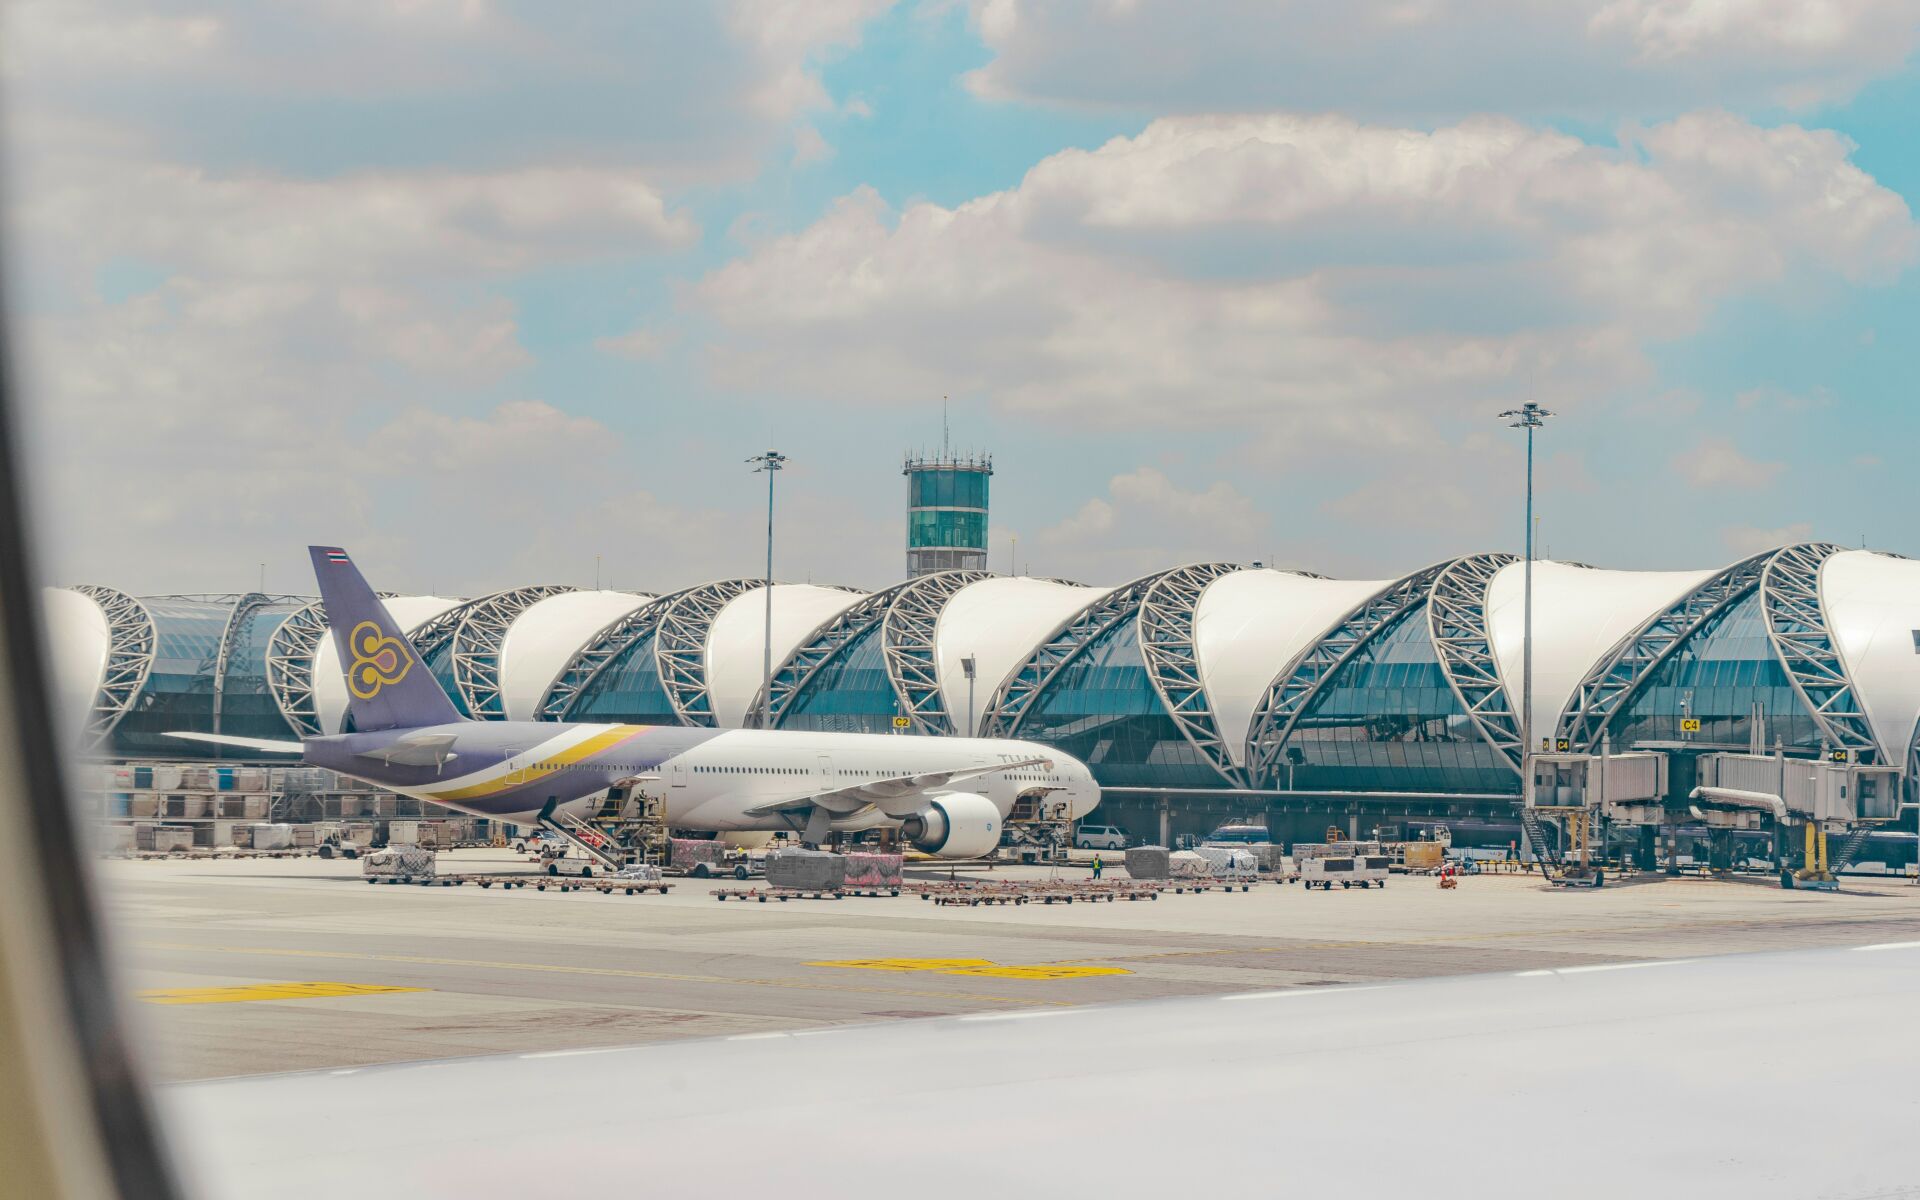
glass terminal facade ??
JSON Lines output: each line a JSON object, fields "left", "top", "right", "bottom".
{"left": 1282, "top": 604, "right": 1515, "bottom": 795}
{"left": 1013, "top": 614, "right": 1221, "bottom": 789}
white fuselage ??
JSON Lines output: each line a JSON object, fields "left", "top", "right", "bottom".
{"left": 341, "top": 724, "right": 1099, "bottom": 833}
{"left": 662, "top": 730, "right": 1099, "bottom": 832}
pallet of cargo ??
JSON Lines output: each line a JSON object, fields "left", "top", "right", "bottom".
{"left": 711, "top": 886, "right": 845, "bottom": 902}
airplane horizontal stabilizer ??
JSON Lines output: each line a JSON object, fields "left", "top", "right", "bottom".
{"left": 163, "top": 732, "right": 304, "bottom": 754}
{"left": 354, "top": 734, "right": 459, "bottom": 768}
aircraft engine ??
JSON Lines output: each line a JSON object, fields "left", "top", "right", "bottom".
{"left": 900, "top": 793, "right": 1001, "bottom": 859}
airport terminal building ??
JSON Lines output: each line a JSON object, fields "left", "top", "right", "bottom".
{"left": 41, "top": 542, "right": 1920, "bottom": 847}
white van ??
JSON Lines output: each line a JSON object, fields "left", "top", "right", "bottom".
{"left": 1074, "top": 824, "right": 1128, "bottom": 851}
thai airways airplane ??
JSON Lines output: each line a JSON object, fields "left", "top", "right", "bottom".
{"left": 170, "top": 546, "right": 1099, "bottom": 859}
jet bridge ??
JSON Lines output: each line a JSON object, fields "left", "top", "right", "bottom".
{"left": 1525, "top": 751, "right": 1668, "bottom": 884}
{"left": 1691, "top": 754, "right": 1900, "bottom": 828}
{"left": 1687, "top": 753, "right": 1901, "bottom": 887}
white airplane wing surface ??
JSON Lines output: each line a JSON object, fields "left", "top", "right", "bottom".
{"left": 163, "top": 732, "right": 304, "bottom": 754}
{"left": 745, "top": 755, "right": 1053, "bottom": 816}
{"left": 167, "top": 942, "right": 1920, "bottom": 1200}
{"left": 353, "top": 733, "right": 459, "bottom": 767}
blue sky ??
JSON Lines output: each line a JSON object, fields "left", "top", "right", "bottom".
{"left": 6, "top": 1, "right": 1918, "bottom": 595}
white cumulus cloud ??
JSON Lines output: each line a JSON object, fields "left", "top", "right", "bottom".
{"left": 1673, "top": 436, "right": 1787, "bottom": 489}
{"left": 964, "top": 0, "right": 1920, "bottom": 116}
{"left": 1032, "top": 467, "right": 1268, "bottom": 579}
{"left": 692, "top": 110, "right": 1914, "bottom": 446}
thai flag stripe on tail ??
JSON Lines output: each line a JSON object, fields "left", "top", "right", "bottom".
{"left": 325, "top": 551, "right": 350, "bottom": 563}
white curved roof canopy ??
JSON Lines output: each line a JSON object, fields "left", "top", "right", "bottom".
{"left": 936, "top": 577, "right": 1114, "bottom": 737}
{"left": 1821, "top": 551, "right": 1920, "bottom": 764}
{"left": 314, "top": 596, "right": 467, "bottom": 734}
{"left": 1192, "top": 570, "right": 1391, "bottom": 767}
{"left": 705, "top": 585, "right": 866, "bottom": 728}
{"left": 499, "top": 591, "right": 653, "bottom": 721}
{"left": 1487, "top": 562, "right": 1715, "bottom": 744}
{"left": 42, "top": 587, "right": 112, "bottom": 748}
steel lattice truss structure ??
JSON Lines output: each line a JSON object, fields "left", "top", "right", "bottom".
{"left": 540, "top": 591, "right": 679, "bottom": 720}
{"left": 211, "top": 592, "right": 273, "bottom": 736}
{"left": 1427, "top": 552, "right": 1525, "bottom": 774}
{"left": 760, "top": 582, "right": 912, "bottom": 729}
{"left": 980, "top": 570, "right": 1172, "bottom": 739}
{"left": 450, "top": 586, "right": 578, "bottom": 720}
{"left": 406, "top": 599, "right": 479, "bottom": 674}
{"left": 882, "top": 570, "right": 993, "bottom": 735}
{"left": 1760, "top": 542, "right": 1879, "bottom": 760}
{"left": 655, "top": 579, "right": 759, "bottom": 726}
{"left": 265, "top": 600, "right": 331, "bottom": 737}
{"left": 1556, "top": 551, "right": 1770, "bottom": 751}
{"left": 1136, "top": 563, "right": 1255, "bottom": 787}
{"left": 1242, "top": 561, "right": 1452, "bottom": 790}
{"left": 72, "top": 584, "right": 157, "bottom": 753}
{"left": 266, "top": 592, "right": 425, "bottom": 736}
{"left": 1908, "top": 715, "right": 1920, "bottom": 800}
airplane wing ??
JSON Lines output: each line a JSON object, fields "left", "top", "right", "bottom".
{"left": 745, "top": 756, "right": 1053, "bottom": 817}
{"left": 353, "top": 733, "right": 459, "bottom": 768}
{"left": 163, "top": 732, "right": 304, "bottom": 754}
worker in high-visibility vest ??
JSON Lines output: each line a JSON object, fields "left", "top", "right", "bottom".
{"left": 1091, "top": 854, "right": 1104, "bottom": 881}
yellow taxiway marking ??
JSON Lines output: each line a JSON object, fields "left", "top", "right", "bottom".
{"left": 139, "top": 982, "right": 426, "bottom": 1006}
{"left": 810, "top": 958, "right": 1130, "bottom": 980}
{"left": 136, "top": 943, "right": 1068, "bottom": 1008}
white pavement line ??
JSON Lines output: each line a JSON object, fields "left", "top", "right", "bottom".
{"left": 522, "top": 1047, "right": 631, "bottom": 1060}
{"left": 959, "top": 1009, "right": 1079, "bottom": 1023}
{"left": 1854, "top": 941, "right": 1920, "bottom": 952}
{"left": 727, "top": 1032, "right": 791, "bottom": 1041}
{"left": 1556, "top": 959, "right": 1697, "bottom": 974}
{"left": 1220, "top": 986, "right": 1385, "bottom": 1002}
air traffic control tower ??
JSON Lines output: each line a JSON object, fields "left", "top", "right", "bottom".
{"left": 903, "top": 448, "right": 992, "bottom": 576}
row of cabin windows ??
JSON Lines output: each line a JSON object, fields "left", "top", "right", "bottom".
{"left": 522, "top": 760, "right": 1061, "bottom": 783}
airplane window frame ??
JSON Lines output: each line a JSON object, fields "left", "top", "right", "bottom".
{"left": 0, "top": 311, "right": 187, "bottom": 1197}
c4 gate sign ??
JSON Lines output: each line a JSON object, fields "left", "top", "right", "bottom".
{"left": 1680, "top": 718, "right": 1702, "bottom": 733}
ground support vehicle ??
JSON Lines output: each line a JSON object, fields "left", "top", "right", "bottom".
{"left": 1300, "top": 855, "right": 1388, "bottom": 890}
{"left": 675, "top": 859, "right": 757, "bottom": 881}
{"left": 1072, "top": 824, "right": 1129, "bottom": 851}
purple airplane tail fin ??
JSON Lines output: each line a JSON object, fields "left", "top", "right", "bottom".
{"left": 308, "top": 546, "right": 463, "bottom": 732}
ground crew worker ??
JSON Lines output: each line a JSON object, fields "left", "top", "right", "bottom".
{"left": 1091, "top": 854, "right": 1103, "bottom": 881}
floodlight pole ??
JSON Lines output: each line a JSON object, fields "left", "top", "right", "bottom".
{"left": 747, "top": 450, "right": 787, "bottom": 729}
{"left": 961, "top": 655, "right": 977, "bottom": 738}
{"left": 1500, "top": 403, "right": 1553, "bottom": 810}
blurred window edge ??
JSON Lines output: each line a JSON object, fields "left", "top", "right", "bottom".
{"left": 0, "top": 297, "right": 186, "bottom": 1198}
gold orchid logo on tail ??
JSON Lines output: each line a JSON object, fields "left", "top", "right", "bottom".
{"left": 348, "top": 621, "right": 412, "bottom": 699}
